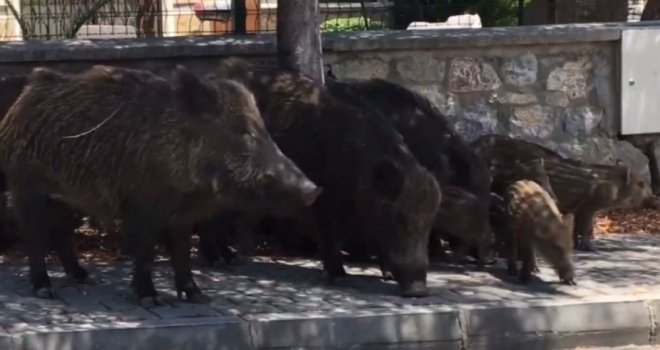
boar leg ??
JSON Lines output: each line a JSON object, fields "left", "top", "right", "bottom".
{"left": 232, "top": 213, "right": 260, "bottom": 265}
{"left": 122, "top": 207, "right": 167, "bottom": 307}
{"left": 316, "top": 199, "right": 350, "bottom": 281}
{"left": 163, "top": 226, "right": 210, "bottom": 303}
{"left": 644, "top": 139, "right": 660, "bottom": 195}
{"left": 11, "top": 187, "right": 58, "bottom": 298}
{"left": 518, "top": 237, "right": 535, "bottom": 284}
{"left": 195, "top": 220, "right": 222, "bottom": 266}
{"left": 50, "top": 201, "right": 91, "bottom": 284}
{"left": 573, "top": 210, "right": 597, "bottom": 252}
{"left": 196, "top": 215, "right": 237, "bottom": 266}
{"left": 506, "top": 233, "right": 518, "bottom": 276}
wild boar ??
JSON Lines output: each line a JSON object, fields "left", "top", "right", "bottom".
{"left": 324, "top": 78, "right": 492, "bottom": 268}
{"left": 501, "top": 179, "right": 576, "bottom": 285}
{"left": 211, "top": 57, "right": 442, "bottom": 297}
{"left": 471, "top": 134, "right": 653, "bottom": 251}
{"left": 0, "top": 64, "right": 321, "bottom": 305}
{"left": 490, "top": 158, "right": 556, "bottom": 271}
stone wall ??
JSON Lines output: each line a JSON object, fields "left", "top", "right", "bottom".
{"left": 0, "top": 22, "right": 656, "bottom": 180}
{"left": 325, "top": 41, "right": 649, "bottom": 177}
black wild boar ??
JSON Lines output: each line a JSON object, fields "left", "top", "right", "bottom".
{"left": 212, "top": 57, "right": 442, "bottom": 297}
{"left": 500, "top": 179, "right": 576, "bottom": 285}
{"left": 471, "top": 134, "right": 653, "bottom": 252}
{"left": 0, "top": 75, "right": 27, "bottom": 118}
{"left": 0, "top": 64, "right": 321, "bottom": 305}
{"left": 619, "top": 134, "right": 660, "bottom": 195}
{"left": 324, "top": 78, "right": 492, "bottom": 268}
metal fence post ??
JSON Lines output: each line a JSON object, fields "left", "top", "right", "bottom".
{"left": 233, "top": 0, "right": 247, "bottom": 34}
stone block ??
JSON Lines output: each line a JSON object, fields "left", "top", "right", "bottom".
{"left": 544, "top": 91, "right": 569, "bottom": 107}
{"left": 510, "top": 105, "right": 556, "bottom": 139}
{"left": 466, "top": 300, "right": 651, "bottom": 339}
{"left": 0, "top": 333, "right": 13, "bottom": 350}
{"left": 331, "top": 59, "right": 390, "bottom": 80}
{"left": 452, "top": 98, "right": 497, "bottom": 142}
{"left": 562, "top": 106, "right": 603, "bottom": 139}
{"left": 546, "top": 57, "right": 593, "bottom": 100}
{"left": 494, "top": 91, "right": 537, "bottom": 105}
{"left": 249, "top": 307, "right": 461, "bottom": 348}
{"left": 395, "top": 52, "right": 445, "bottom": 83}
{"left": 500, "top": 53, "right": 538, "bottom": 87}
{"left": 449, "top": 57, "right": 501, "bottom": 92}
{"left": 17, "top": 316, "right": 251, "bottom": 350}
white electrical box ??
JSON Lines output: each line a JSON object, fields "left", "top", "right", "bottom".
{"left": 621, "top": 27, "right": 660, "bottom": 135}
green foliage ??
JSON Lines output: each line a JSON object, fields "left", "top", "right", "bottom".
{"left": 320, "top": 16, "right": 384, "bottom": 32}
{"left": 469, "top": 0, "right": 535, "bottom": 27}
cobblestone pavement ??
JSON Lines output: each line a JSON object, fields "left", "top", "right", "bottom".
{"left": 0, "top": 233, "right": 659, "bottom": 349}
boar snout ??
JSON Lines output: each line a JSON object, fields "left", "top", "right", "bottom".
{"left": 300, "top": 180, "right": 323, "bottom": 206}
{"left": 399, "top": 280, "right": 428, "bottom": 298}
{"left": 262, "top": 153, "right": 322, "bottom": 209}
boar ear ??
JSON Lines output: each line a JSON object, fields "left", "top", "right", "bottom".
{"left": 172, "top": 65, "right": 216, "bottom": 115}
{"left": 28, "top": 67, "right": 64, "bottom": 84}
{"left": 372, "top": 159, "right": 404, "bottom": 201}
{"left": 216, "top": 57, "right": 253, "bottom": 83}
{"left": 489, "top": 192, "right": 505, "bottom": 210}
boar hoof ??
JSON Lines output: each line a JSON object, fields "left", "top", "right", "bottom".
{"left": 400, "top": 282, "right": 429, "bottom": 298}
{"left": 229, "top": 254, "right": 252, "bottom": 266}
{"left": 178, "top": 290, "right": 211, "bottom": 304}
{"left": 34, "top": 287, "right": 54, "bottom": 299}
{"left": 506, "top": 266, "right": 518, "bottom": 276}
{"left": 518, "top": 274, "right": 532, "bottom": 284}
{"left": 66, "top": 266, "right": 91, "bottom": 284}
{"left": 381, "top": 270, "right": 395, "bottom": 281}
{"left": 323, "top": 270, "right": 348, "bottom": 284}
{"left": 138, "top": 296, "right": 164, "bottom": 308}
{"left": 576, "top": 241, "right": 597, "bottom": 252}
{"left": 560, "top": 278, "right": 577, "bottom": 286}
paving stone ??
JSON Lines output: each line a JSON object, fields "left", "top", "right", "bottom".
{"left": 0, "top": 234, "right": 659, "bottom": 349}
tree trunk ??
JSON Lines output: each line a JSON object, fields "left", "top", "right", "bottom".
{"left": 276, "top": 0, "right": 324, "bottom": 85}
{"left": 641, "top": 0, "right": 660, "bottom": 20}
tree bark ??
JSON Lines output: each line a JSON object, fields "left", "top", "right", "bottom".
{"left": 641, "top": 0, "right": 660, "bottom": 20}
{"left": 276, "top": 0, "right": 324, "bottom": 85}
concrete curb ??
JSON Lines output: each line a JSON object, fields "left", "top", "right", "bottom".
{"left": 3, "top": 297, "right": 658, "bottom": 349}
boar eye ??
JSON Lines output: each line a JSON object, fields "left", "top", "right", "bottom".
{"left": 638, "top": 181, "right": 645, "bottom": 188}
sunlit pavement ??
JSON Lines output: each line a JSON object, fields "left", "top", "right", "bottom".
{"left": 0, "top": 234, "right": 659, "bottom": 349}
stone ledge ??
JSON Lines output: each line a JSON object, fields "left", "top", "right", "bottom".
{"left": 464, "top": 298, "right": 654, "bottom": 350}
{"left": 1, "top": 298, "right": 657, "bottom": 349}
{"left": 246, "top": 306, "right": 462, "bottom": 348}
{"left": 2, "top": 21, "right": 660, "bottom": 64}
{"left": 6, "top": 316, "right": 252, "bottom": 350}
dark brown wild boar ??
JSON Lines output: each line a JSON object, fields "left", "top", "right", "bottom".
{"left": 471, "top": 134, "right": 653, "bottom": 252}
{"left": 0, "top": 64, "right": 321, "bottom": 305}
{"left": 500, "top": 179, "right": 576, "bottom": 285}
{"left": 207, "top": 57, "right": 442, "bottom": 297}
{"left": 324, "top": 78, "right": 492, "bottom": 268}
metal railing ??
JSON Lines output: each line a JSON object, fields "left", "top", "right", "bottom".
{"left": 0, "top": 0, "right": 649, "bottom": 42}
